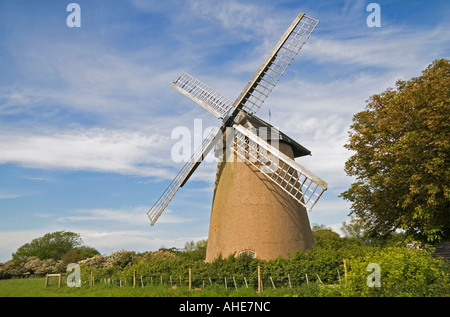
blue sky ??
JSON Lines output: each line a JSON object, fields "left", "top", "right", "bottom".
{"left": 0, "top": 0, "right": 449, "bottom": 262}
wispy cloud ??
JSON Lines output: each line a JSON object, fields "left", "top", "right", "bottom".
{"left": 305, "top": 26, "right": 449, "bottom": 73}
{"left": 55, "top": 206, "right": 199, "bottom": 255}
{"left": 0, "top": 191, "right": 22, "bottom": 200}
{"left": 0, "top": 45, "right": 181, "bottom": 122}
{"left": 0, "top": 127, "right": 172, "bottom": 178}
{"left": 57, "top": 205, "right": 194, "bottom": 226}
{"left": 21, "top": 177, "right": 57, "bottom": 183}
{"left": 57, "top": 206, "right": 149, "bottom": 226}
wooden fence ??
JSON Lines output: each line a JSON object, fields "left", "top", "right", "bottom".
{"left": 81, "top": 263, "right": 348, "bottom": 291}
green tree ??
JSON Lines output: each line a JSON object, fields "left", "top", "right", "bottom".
{"left": 181, "top": 239, "right": 207, "bottom": 261}
{"left": 341, "top": 217, "right": 408, "bottom": 246}
{"left": 341, "top": 217, "right": 366, "bottom": 241}
{"left": 61, "top": 246, "right": 100, "bottom": 265}
{"left": 12, "top": 231, "right": 84, "bottom": 262}
{"left": 341, "top": 59, "right": 450, "bottom": 243}
{"left": 312, "top": 225, "right": 342, "bottom": 249}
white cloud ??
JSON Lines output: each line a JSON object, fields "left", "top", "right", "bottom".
{"left": 57, "top": 206, "right": 193, "bottom": 226}
{"left": 57, "top": 206, "right": 149, "bottom": 226}
{"left": 189, "top": 0, "right": 276, "bottom": 36}
{"left": 304, "top": 25, "right": 449, "bottom": 75}
{"left": 0, "top": 128, "right": 173, "bottom": 178}
{"left": 0, "top": 191, "right": 22, "bottom": 199}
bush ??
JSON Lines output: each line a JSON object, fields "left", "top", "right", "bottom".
{"left": 61, "top": 247, "right": 100, "bottom": 265}
{"left": 105, "top": 250, "right": 136, "bottom": 269}
{"left": 340, "top": 247, "right": 449, "bottom": 296}
{"left": 74, "top": 245, "right": 449, "bottom": 296}
{"left": 21, "top": 257, "right": 64, "bottom": 275}
{"left": 78, "top": 254, "right": 108, "bottom": 269}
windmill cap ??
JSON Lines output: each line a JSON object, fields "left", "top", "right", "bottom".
{"left": 241, "top": 113, "right": 311, "bottom": 158}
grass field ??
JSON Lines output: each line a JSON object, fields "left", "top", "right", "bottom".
{"left": 3, "top": 277, "right": 442, "bottom": 316}
{"left": 0, "top": 277, "right": 321, "bottom": 297}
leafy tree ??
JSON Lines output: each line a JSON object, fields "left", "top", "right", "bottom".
{"left": 341, "top": 59, "right": 450, "bottom": 243}
{"left": 61, "top": 246, "right": 100, "bottom": 265}
{"left": 12, "top": 231, "right": 84, "bottom": 262}
{"left": 341, "top": 217, "right": 366, "bottom": 241}
{"left": 181, "top": 239, "right": 207, "bottom": 260}
{"left": 183, "top": 239, "right": 207, "bottom": 252}
{"left": 341, "top": 217, "right": 409, "bottom": 247}
{"left": 312, "top": 224, "right": 342, "bottom": 249}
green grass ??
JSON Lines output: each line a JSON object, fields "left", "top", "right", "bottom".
{"left": 0, "top": 277, "right": 322, "bottom": 297}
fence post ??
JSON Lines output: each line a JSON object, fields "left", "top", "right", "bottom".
{"left": 133, "top": 270, "right": 136, "bottom": 288}
{"left": 257, "top": 265, "right": 261, "bottom": 293}
{"left": 316, "top": 274, "right": 323, "bottom": 284}
{"left": 189, "top": 268, "right": 192, "bottom": 291}
{"left": 270, "top": 277, "right": 276, "bottom": 289}
{"left": 45, "top": 273, "right": 63, "bottom": 288}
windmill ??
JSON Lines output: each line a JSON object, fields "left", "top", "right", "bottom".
{"left": 147, "top": 13, "right": 328, "bottom": 261}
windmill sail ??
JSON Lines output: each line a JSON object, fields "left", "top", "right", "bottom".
{"left": 172, "top": 72, "right": 234, "bottom": 119}
{"left": 232, "top": 14, "right": 319, "bottom": 117}
{"left": 231, "top": 125, "right": 327, "bottom": 210}
{"left": 147, "top": 127, "right": 222, "bottom": 225}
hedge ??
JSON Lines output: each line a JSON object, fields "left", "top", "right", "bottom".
{"left": 77, "top": 247, "right": 449, "bottom": 296}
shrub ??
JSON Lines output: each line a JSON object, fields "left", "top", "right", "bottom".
{"left": 61, "top": 247, "right": 100, "bottom": 265}
{"left": 342, "top": 247, "right": 449, "bottom": 296}
{"left": 22, "top": 257, "right": 64, "bottom": 275}
{"left": 79, "top": 254, "right": 107, "bottom": 269}
{"left": 105, "top": 250, "right": 136, "bottom": 269}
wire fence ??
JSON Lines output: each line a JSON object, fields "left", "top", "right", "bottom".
{"left": 81, "top": 262, "right": 348, "bottom": 292}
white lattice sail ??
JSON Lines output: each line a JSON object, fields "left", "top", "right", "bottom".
{"left": 234, "top": 14, "right": 319, "bottom": 116}
{"left": 231, "top": 125, "right": 327, "bottom": 211}
{"left": 172, "top": 73, "right": 234, "bottom": 119}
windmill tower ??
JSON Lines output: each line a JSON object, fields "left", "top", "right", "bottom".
{"left": 147, "top": 13, "right": 327, "bottom": 261}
